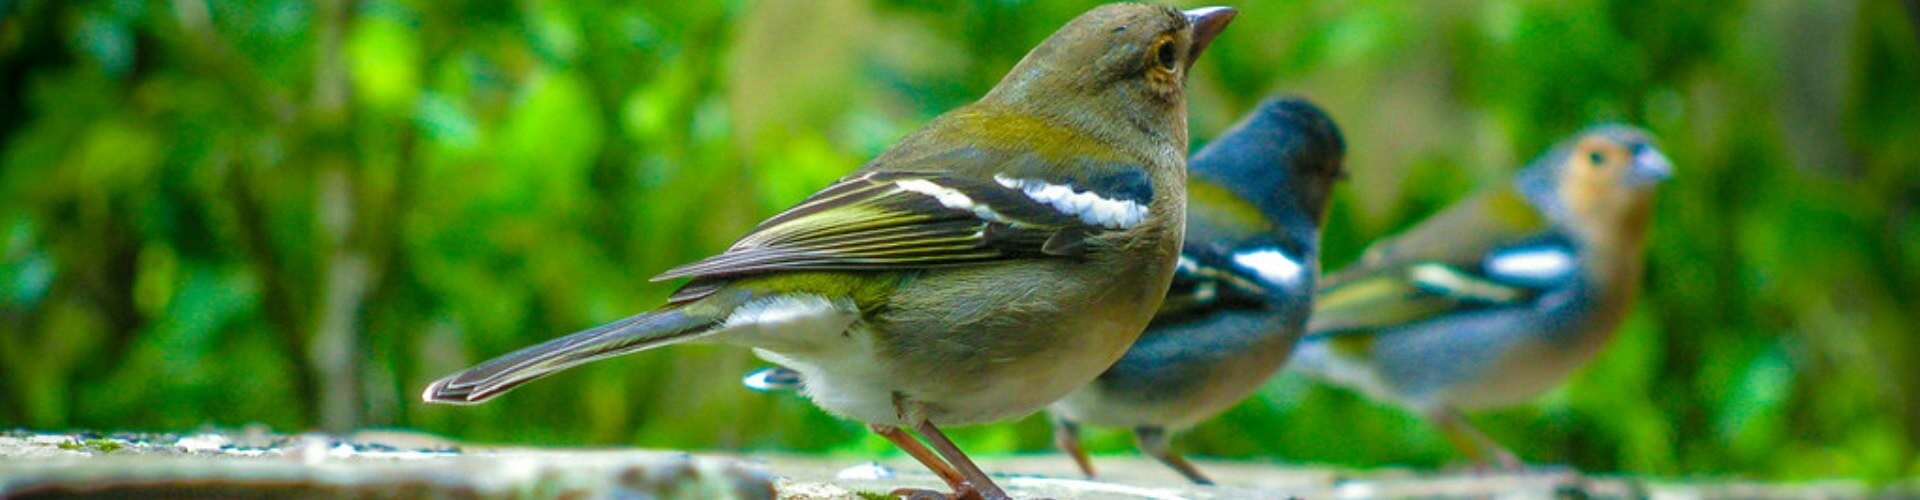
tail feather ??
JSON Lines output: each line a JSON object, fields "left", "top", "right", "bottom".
{"left": 1284, "top": 336, "right": 1331, "bottom": 377}
{"left": 424, "top": 307, "right": 719, "bottom": 404}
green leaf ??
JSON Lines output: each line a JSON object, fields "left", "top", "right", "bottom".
{"left": 347, "top": 15, "right": 421, "bottom": 113}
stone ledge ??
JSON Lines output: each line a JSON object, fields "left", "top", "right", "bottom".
{"left": 1, "top": 431, "right": 1906, "bottom": 499}
{"left": 0, "top": 431, "right": 773, "bottom": 499}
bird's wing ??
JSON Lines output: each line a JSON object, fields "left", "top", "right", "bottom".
{"left": 1155, "top": 235, "right": 1313, "bottom": 320}
{"left": 1308, "top": 184, "right": 1575, "bottom": 336}
{"left": 653, "top": 166, "right": 1148, "bottom": 283}
{"left": 1152, "top": 180, "right": 1313, "bottom": 320}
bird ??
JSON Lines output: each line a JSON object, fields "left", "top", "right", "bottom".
{"left": 744, "top": 96, "right": 1348, "bottom": 486}
{"left": 422, "top": 4, "right": 1237, "bottom": 500}
{"left": 1288, "top": 124, "right": 1672, "bottom": 469}
{"left": 1046, "top": 96, "right": 1346, "bottom": 484}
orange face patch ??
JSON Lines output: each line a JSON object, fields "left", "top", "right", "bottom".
{"left": 1557, "top": 135, "right": 1657, "bottom": 249}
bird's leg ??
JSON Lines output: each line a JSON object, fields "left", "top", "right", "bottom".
{"left": 1429, "top": 406, "right": 1525, "bottom": 472}
{"left": 1052, "top": 416, "right": 1097, "bottom": 479}
{"left": 870, "top": 424, "right": 976, "bottom": 500}
{"left": 914, "top": 418, "right": 1012, "bottom": 500}
{"left": 871, "top": 424, "right": 970, "bottom": 488}
{"left": 1134, "top": 426, "right": 1214, "bottom": 485}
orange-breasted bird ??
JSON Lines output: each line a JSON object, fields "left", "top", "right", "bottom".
{"left": 1290, "top": 124, "right": 1671, "bottom": 468}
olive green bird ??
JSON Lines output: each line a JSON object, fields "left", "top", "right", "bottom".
{"left": 423, "top": 4, "right": 1236, "bottom": 499}
{"left": 1290, "top": 124, "right": 1672, "bottom": 469}
{"left": 749, "top": 96, "right": 1349, "bottom": 485}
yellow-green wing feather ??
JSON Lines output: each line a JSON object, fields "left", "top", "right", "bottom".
{"left": 1309, "top": 184, "right": 1551, "bottom": 335}
{"left": 653, "top": 170, "right": 1105, "bottom": 282}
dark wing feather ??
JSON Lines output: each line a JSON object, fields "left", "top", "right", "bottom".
{"left": 1153, "top": 245, "right": 1273, "bottom": 320}
{"left": 1151, "top": 180, "right": 1299, "bottom": 320}
{"left": 653, "top": 171, "right": 1119, "bottom": 282}
{"left": 1308, "top": 185, "right": 1570, "bottom": 336}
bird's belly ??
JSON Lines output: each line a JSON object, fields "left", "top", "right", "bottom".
{"left": 754, "top": 335, "right": 903, "bottom": 425}
{"left": 1439, "top": 326, "right": 1615, "bottom": 410}
{"left": 904, "top": 309, "right": 1149, "bottom": 426}
{"left": 758, "top": 308, "right": 1151, "bottom": 426}
{"left": 1056, "top": 353, "right": 1290, "bottom": 430}
{"left": 1349, "top": 296, "right": 1620, "bottom": 411}
{"left": 1054, "top": 314, "right": 1304, "bottom": 429}
{"left": 773, "top": 259, "right": 1170, "bottom": 427}
{"left": 932, "top": 322, "right": 1143, "bottom": 425}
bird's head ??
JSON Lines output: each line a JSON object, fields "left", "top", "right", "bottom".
{"left": 983, "top": 4, "right": 1236, "bottom": 153}
{"left": 1190, "top": 95, "right": 1348, "bottom": 226}
{"left": 1522, "top": 124, "right": 1672, "bottom": 247}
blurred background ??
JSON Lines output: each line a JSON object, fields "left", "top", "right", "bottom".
{"left": 2, "top": 0, "right": 1917, "bottom": 481}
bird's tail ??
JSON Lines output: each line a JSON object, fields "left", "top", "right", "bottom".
{"left": 1284, "top": 336, "right": 1333, "bottom": 378}
{"left": 1285, "top": 334, "right": 1390, "bottom": 399}
{"left": 423, "top": 306, "right": 723, "bottom": 405}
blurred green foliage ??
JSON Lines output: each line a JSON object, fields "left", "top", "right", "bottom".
{"left": 2, "top": 0, "right": 1916, "bottom": 481}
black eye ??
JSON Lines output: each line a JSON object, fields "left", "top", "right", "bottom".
{"left": 1155, "top": 41, "right": 1178, "bottom": 71}
{"left": 1588, "top": 151, "right": 1606, "bottom": 167}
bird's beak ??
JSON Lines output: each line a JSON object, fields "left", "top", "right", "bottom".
{"left": 1628, "top": 144, "right": 1674, "bottom": 187}
{"left": 1183, "top": 7, "right": 1237, "bottom": 70}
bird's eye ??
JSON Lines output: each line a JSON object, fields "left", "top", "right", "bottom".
{"left": 1587, "top": 151, "right": 1606, "bottom": 168}
{"left": 1155, "top": 41, "right": 1178, "bottom": 71}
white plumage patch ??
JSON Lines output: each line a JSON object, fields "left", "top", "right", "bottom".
{"left": 1485, "top": 247, "right": 1576, "bottom": 284}
{"left": 1410, "top": 263, "right": 1524, "bottom": 303}
{"left": 1191, "top": 280, "right": 1218, "bottom": 303}
{"left": 1175, "top": 255, "right": 1201, "bottom": 274}
{"left": 742, "top": 367, "right": 802, "bottom": 392}
{"left": 894, "top": 179, "right": 1007, "bottom": 223}
{"left": 721, "top": 294, "right": 857, "bottom": 337}
{"left": 1232, "top": 248, "right": 1306, "bottom": 289}
{"left": 993, "top": 175, "right": 1147, "bottom": 229}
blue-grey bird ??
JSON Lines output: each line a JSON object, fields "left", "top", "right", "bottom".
{"left": 1048, "top": 96, "right": 1347, "bottom": 484}
{"left": 1289, "top": 124, "right": 1671, "bottom": 468}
